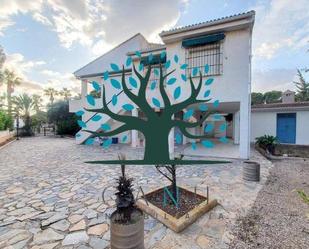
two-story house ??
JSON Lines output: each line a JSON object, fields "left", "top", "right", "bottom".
{"left": 69, "top": 11, "right": 255, "bottom": 159}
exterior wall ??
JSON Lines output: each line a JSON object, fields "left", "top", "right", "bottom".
{"left": 296, "top": 111, "right": 309, "bottom": 145}
{"left": 163, "top": 29, "right": 251, "bottom": 159}
{"left": 75, "top": 34, "right": 149, "bottom": 77}
{"left": 251, "top": 112, "right": 277, "bottom": 141}
{"left": 164, "top": 29, "right": 251, "bottom": 103}
{"left": 251, "top": 110, "right": 309, "bottom": 145}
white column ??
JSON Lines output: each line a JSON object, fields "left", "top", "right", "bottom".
{"left": 234, "top": 111, "right": 240, "bottom": 145}
{"left": 239, "top": 101, "right": 250, "bottom": 159}
{"left": 131, "top": 109, "right": 138, "bottom": 147}
{"left": 81, "top": 79, "right": 88, "bottom": 105}
{"left": 168, "top": 127, "right": 174, "bottom": 159}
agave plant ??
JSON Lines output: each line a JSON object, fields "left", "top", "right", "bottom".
{"left": 255, "top": 135, "right": 278, "bottom": 154}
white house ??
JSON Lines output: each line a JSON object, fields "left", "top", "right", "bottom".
{"left": 69, "top": 11, "right": 255, "bottom": 159}
{"left": 251, "top": 90, "right": 309, "bottom": 145}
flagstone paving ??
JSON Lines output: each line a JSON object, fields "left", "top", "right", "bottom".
{"left": 0, "top": 137, "right": 272, "bottom": 249}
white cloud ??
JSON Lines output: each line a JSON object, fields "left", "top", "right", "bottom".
{"left": 252, "top": 68, "right": 298, "bottom": 93}
{"left": 0, "top": 0, "right": 188, "bottom": 55}
{"left": 1, "top": 52, "right": 80, "bottom": 101}
{"left": 0, "top": 19, "right": 14, "bottom": 35}
{"left": 0, "top": 0, "right": 43, "bottom": 35}
{"left": 253, "top": 0, "right": 309, "bottom": 59}
{"left": 32, "top": 13, "right": 52, "bottom": 26}
{"left": 4, "top": 53, "right": 45, "bottom": 78}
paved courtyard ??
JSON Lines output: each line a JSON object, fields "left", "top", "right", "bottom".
{"left": 0, "top": 137, "right": 272, "bottom": 249}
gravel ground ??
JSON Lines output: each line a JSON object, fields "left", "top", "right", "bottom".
{"left": 230, "top": 158, "right": 309, "bottom": 249}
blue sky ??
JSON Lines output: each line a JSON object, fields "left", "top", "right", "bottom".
{"left": 0, "top": 0, "right": 308, "bottom": 99}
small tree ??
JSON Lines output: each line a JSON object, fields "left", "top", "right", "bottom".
{"left": 48, "top": 101, "right": 79, "bottom": 135}
{"left": 294, "top": 69, "right": 309, "bottom": 101}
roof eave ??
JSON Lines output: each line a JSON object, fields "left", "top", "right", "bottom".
{"left": 252, "top": 106, "right": 309, "bottom": 112}
{"left": 127, "top": 46, "right": 166, "bottom": 57}
{"left": 159, "top": 11, "right": 255, "bottom": 43}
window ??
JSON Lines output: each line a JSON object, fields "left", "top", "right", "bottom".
{"left": 185, "top": 42, "right": 223, "bottom": 77}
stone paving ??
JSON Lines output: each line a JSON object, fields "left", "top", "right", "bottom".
{"left": 0, "top": 137, "right": 272, "bottom": 249}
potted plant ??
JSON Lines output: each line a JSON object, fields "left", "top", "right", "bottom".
{"left": 110, "top": 162, "right": 144, "bottom": 249}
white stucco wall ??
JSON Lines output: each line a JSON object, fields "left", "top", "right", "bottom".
{"left": 164, "top": 29, "right": 251, "bottom": 103}
{"left": 251, "top": 112, "right": 277, "bottom": 142}
{"left": 296, "top": 111, "right": 309, "bottom": 145}
{"left": 163, "top": 29, "right": 251, "bottom": 158}
{"left": 251, "top": 110, "right": 309, "bottom": 145}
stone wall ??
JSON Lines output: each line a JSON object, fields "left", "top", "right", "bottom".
{"left": 275, "top": 144, "right": 309, "bottom": 158}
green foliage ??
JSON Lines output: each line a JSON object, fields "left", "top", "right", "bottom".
{"left": 31, "top": 111, "right": 47, "bottom": 127}
{"left": 251, "top": 91, "right": 283, "bottom": 105}
{"left": 251, "top": 92, "right": 264, "bottom": 105}
{"left": 47, "top": 101, "right": 79, "bottom": 136}
{"left": 44, "top": 88, "right": 58, "bottom": 105}
{"left": 12, "top": 93, "right": 35, "bottom": 136}
{"left": 89, "top": 89, "right": 101, "bottom": 98}
{"left": 0, "top": 110, "right": 13, "bottom": 130}
{"left": 263, "top": 91, "right": 282, "bottom": 104}
{"left": 20, "top": 116, "right": 34, "bottom": 136}
{"left": 297, "top": 190, "right": 309, "bottom": 205}
{"left": 12, "top": 93, "right": 34, "bottom": 117}
{"left": 294, "top": 69, "right": 309, "bottom": 101}
{"left": 255, "top": 135, "right": 278, "bottom": 154}
{"left": 59, "top": 88, "right": 72, "bottom": 101}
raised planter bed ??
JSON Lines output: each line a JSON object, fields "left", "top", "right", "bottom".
{"left": 136, "top": 186, "right": 217, "bottom": 233}
{"left": 0, "top": 130, "right": 15, "bottom": 148}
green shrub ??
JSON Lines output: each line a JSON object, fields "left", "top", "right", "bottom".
{"left": 47, "top": 101, "right": 79, "bottom": 136}
{"left": 255, "top": 135, "right": 278, "bottom": 154}
{"left": 56, "top": 116, "right": 79, "bottom": 136}
{"left": 0, "top": 110, "right": 13, "bottom": 130}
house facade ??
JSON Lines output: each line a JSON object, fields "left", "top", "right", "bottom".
{"left": 251, "top": 90, "right": 309, "bottom": 145}
{"left": 69, "top": 11, "right": 255, "bottom": 159}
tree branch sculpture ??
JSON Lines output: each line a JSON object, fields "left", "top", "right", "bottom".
{"left": 78, "top": 53, "right": 229, "bottom": 165}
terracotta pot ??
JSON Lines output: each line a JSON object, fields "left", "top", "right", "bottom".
{"left": 110, "top": 209, "right": 144, "bottom": 249}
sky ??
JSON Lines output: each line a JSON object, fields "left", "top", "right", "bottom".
{"left": 0, "top": 0, "right": 308, "bottom": 102}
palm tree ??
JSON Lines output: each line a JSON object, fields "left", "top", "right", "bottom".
{"left": 0, "top": 46, "right": 5, "bottom": 87}
{"left": 59, "top": 88, "right": 72, "bottom": 101}
{"left": 12, "top": 94, "right": 34, "bottom": 116}
{"left": 0, "top": 45, "right": 5, "bottom": 69}
{"left": 12, "top": 94, "right": 34, "bottom": 136}
{"left": 3, "top": 69, "right": 21, "bottom": 115}
{"left": 44, "top": 88, "right": 58, "bottom": 106}
{"left": 32, "top": 94, "right": 43, "bottom": 113}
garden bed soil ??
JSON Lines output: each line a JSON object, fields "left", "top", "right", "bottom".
{"left": 145, "top": 186, "right": 206, "bottom": 218}
{"left": 0, "top": 137, "right": 15, "bottom": 148}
